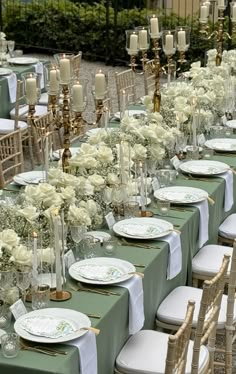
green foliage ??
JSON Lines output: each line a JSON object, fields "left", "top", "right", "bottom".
{"left": 2, "top": 0, "right": 235, "bottom": 64}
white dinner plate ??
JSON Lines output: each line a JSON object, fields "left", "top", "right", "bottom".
{"left": 154, "top": 186, "right": 208, "bottom": 204}
{"left": 14, "top": 308, "right": 90, "bottom": 343}
{"left": 52, "top": 147, "right": 80, "bottom": 160}
{"left": 13, "top": 171, "right": 46, "bottom": 185}
{"left": 8, "top": 57, "right": 39, "bottom": 65}
{"left": 183, "top": 146, "right": 203, "bottom": 153}
{"left": 86, "top": 231, "right": 111, "bottom": 242}
{"left": 179, "top": 160, "right": 229, "bottom": 176}
{"left": 128, "top": 195, "right": 151, "bottom": 207}
{"left": 205, "top": 138, "right": 236, "bottom": 152}
{"left": 114, "top": 110, "right": 146, "bottom": 120}
{"left": 113, "top": 217, "right": 173, "bottom": 239}
{"left": 0, "top": 68, "right": 13, "bottom": 76}
{"left": 226, "top": 119, "right": 236, "bottom": 129}
{"left": 69, "top": 257, "right": 135, "bottom": 285}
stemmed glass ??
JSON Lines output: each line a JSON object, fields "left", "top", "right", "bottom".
{"left": 15, "top": 270, "right": 32, "bottom": 304}
{"left": 70, "top": 225, "right": 87, "bottom": 260}
{"left": 175, "top": 133, "right": 187, "bottom": 159}
{"left": 7, "top": 40, "right": 15, "bottom": 57}
{"left": 0, "top": 270, "right": 14, "bottom": 290}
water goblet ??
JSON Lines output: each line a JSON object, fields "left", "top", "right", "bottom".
{"left": 7, "top": 40, "right": 15, "bottom": 57}
{"left": 15, "top": 270, "right": 32, "bottom": 304}
{"left": 70, "top": 225, "right": 87, "bottom": 260}
{"left": 0, "top": 270, "right": 14, "bottom": 291}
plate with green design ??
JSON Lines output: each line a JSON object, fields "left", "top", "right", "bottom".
{"left": 154, "top": 186, "right": 208, "bottom": 204}
{"left": 179, "top": 160, "right": 229, "bottom": 176}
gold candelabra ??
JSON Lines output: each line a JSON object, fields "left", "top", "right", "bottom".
{"left": 61, "top": 84, "right": 72, "bottom": 173}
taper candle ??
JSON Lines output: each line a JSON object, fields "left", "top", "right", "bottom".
{"left": 54, "top": 214, "right": 62, "bottom": 293}
{"left": 129, "top": 33, "right": 138, "bottom": 54}
{"left": 177, "top": 29, "right": 186, "bottom": 50}
{"left": 138, "top": 29, "right": 148, "bottom": 50}
{"left": 44, "top": 133, "right": 49, "bottom": 181}
{"left": 72, "top": 83, "right": 83, "bottom": 109}
{"left": 165, "top": 33, "right": 174, "bottom": 55}
{"left": 60, "top": 56, "right": 70, "bottom": 83}
{"left": 150, "top": 16, "right": 159, "bottom": 37}
{"left": 95, "top": 71, "right": 106, "bottom": 100}
{"left": 50, "top": 69, "right": 59, "bottom": 93}
{"left": 26, "top": 75, "right": 37, "bottom": 104}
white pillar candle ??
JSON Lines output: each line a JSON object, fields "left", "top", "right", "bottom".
{"left": 205, "top": 1, "right": 210, "bottom": 16}
{"left": 72, "top": 83, "right": 83, "bottom": 109}
{"left": 95, "top": 71, "right": 106, "bottom": 99}
{"left": 26, "top": 76, "right": 37, "bottom": 104}
{"left": 60, "top": 57, "right": 70, "bottom": 83}
{"left": 32, "top": 232, "right": 38, "bottom": 286}
{"left": 54, "top": 215, "right": 62, "bottom": 294}
{"left": 165, "top": 33, "right": 174, "bottom": 55}
{"left": 233, "top": 4, "right": 236, "bottom": 20}
{"left": 200, "top": 5, "right": 208, "bottom": 20}
{"left": 150, "top": 16, "right": 159, "bottom": 37}
{"left": 44, "top": 133, "right": 49, "bottom": 181}
{"left": 178, "top": 29, "right": 186, "bottom": 50}
{"left": 218, "top": 0, "right": 225, "bottom": 8}
{"left": 139, "top": 29, "right": 148, "bottom": 50}
{"left": 50, "top": 69, "right": 59, "bottom": 93}
{"left": 129, "top": 33, "right": 138, "bottom": 54}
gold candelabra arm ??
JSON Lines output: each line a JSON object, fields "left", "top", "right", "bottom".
{"left": 129, "top": 55, "right": 137, "bottom": 72}
{"left": 200, "top": 23, "right": 210, "bottom": 38}
{"left": 71, "top": 111, "right": 88, "bottom": 138}
{"left": 140, "top": 50, "right": 149, "bottom": 71}
{"left": 95, "top": 99, "right": 105, "bottom": 127}
{"left": 150, "top": 38, "right": 161, "bottom": 113}
{"left": 215, "top": 9, "right": 224, "bottom": 66}
{"left": 178, "top": 50, "right": 186, "bottom": 65}
{"left": 48, "top": 93, "right": 58, "bottom": 118}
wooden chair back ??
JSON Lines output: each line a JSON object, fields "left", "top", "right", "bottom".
{"left": 192, "top": 254, "right": 230, "bottom": 374}
{"left": 14, "top": 79, "right": 25, "bottom": 130}
{"left": 0, "top": 130, "right": 24, "bottom": 189}
{"left": 165, "top": 300, "right": 195, "bottom": 374}
{"left": 73, "top": 51, "right": 82, "bottom": 80}
{"left": 33, "top": 112, "right": 54, "bottom": 165}
{"left": 144, "top": 59, "right": 155, "bottom": 95}
{"left": 115, "top": 69, "right": 136, "bottom": 112}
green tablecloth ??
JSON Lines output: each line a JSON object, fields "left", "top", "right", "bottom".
{"left": 1, "top": 122, "right": 236, "bottom": 373}
{"left": 0, "top": 62, "right": 47, "bottom": 118}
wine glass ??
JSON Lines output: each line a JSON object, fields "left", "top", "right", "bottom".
{"left": 70, "top": 225, "right": 87, "bottom": 260}
{"left": 7, "top": 40, "right": 15, "bottom": 57}
{"left": 0, "top": 270, "right": 14, "bottom": 290}
{"left": 15, "top": 270, "right": 32, "bottom": 304}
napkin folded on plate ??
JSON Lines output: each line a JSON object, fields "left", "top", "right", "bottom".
{"left": 159, "top": 231, "right": 182, "bottom": 280}
{"left": 33, "top": 62, "right": 44, "bottom": 89}
{"left": 67, "top": 331, "right": 97, "bottom": 374}
{"left": 118, "top": 275, "right": 144, "bottom": 335}
{"left": 191, "top": 200, "right": 209, "bottom": 248}
{"left": 6, "top": 73, "right": 17, "bottom": 103}
{"left": 218, "top": 170, "right": 234, "bottom": 212}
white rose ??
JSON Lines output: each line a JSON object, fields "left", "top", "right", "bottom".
{"left": 18, "top": 206, "right": 39, "bottom": 223}
{"left": 146, "top": 112, "right": 163, "bottom": 123}
{"left": 84, "top": 180, "right": 94, "bottom": 196}
{"left": 48, "top": 168, "right": 63, "bottom": 186}
{"left": 12, "top": 245, "right": 32, "bottom": 266}
{"left": 68, "top": 205, "right": 91, "bottom": 226}
{"left": 5, "top": 287, "right": 19, "bottom": 305}
{"left": 0, "top": 229, "right": 20, "bottom": 252}
{"left": 97, "top": 145, "right": 113, "bottom": 164}
{"left": 86, "top": 200, "right": 98, "bottom": 216}
{"left": 70, "top": 155, "right": 98, "bottom": 169}
{"left": 80, "top": 143, "right": 98, "bottom": 158}
{"left": 43, "top": 192, "right": 62, "bottom": 209}
{"left": 24, "top": 185, "right": 42, "bottom": 204}
{"left": 88, "top": 175, "right": 105, "bottom": 190}
{"left": 44, "top": 205, "right": 59, "bottom": 220}
{"left": 62, "top": 173, "right": 78, "bottom": 188}
{"left": 60, "top": 186, "right": 76, "bottom": 204}
{"left": 149, "top": 145, "right": 165, "bottom": 160}
{"left": 133, "top": 144, "right": 147, "bottom": 160}
{"left": 107, "top": 173, "right": 119, "bottom": 186}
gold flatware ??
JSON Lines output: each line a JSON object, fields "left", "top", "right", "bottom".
{"left": 21, "top": 344, "right": 57, "bottom": 356}
{"left": 82, "top": 327, "right": 100, "bottom": 335}
{"left": 153, "top": 213, "right": 184, "bottom": 219}
{"left": 121, "top": 242, "right": 160, "bottom": 250}
{"left": 207, "top": 196, "right": 215, "bottom": 205}
{"left": 86, "top": 313, "right": 101, "bottom": 319}
{"left": 34, "top": 346, "right": 68, "bottom": 355}
{"left": 129, "top": 271, "right": 144, "bottom": 278}
{"left": 133, "top": 264, "right": 145, "bottom": 268}
{"left": 77, "top": 283, "right": 120, "bottom": 296}
{"left": 77, "top": 286, "right": 110, "bottom": 296}
{"left": 170, "top": 207, "right": 194, "bottom": 212}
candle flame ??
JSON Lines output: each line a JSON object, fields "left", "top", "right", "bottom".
{"left": 32, "top": 231, "right": 38, "bottom": 238}
{"left": 63, "top": 54, "right": 66, "bottom": 59}
{"left": 152, "top": 14, "right": 155, "bottom": 17}
{"left": 52, "top": 208, "right": 59, "bottom": 216}
{"left": 139, "top": 161, "right": 143, "bottom": 168}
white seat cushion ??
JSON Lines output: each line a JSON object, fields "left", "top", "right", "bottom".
{"left": 10, "top": 105, "right": 48, "bottom": 120}
{"left": 39, "top": 92, "right": 48, "bottom": 105}
{"left": 116, "top": 330, "right": 209, "bottom": 374}
{"left": 0, "top": 118, "right": 27, "bottom": 134}
{"left": 156, "top": 286, "right": 236, "bottom": 330}
{"left": 192, "top": 244, "right": 232, "bottom": 276}
{"left": 219, "top": 214, "right": 236, "bottom": 239}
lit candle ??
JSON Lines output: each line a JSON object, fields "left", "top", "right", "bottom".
{"left": 44, "top": 133, "right": 49, "bottom": 181}
{"left": 205, "top": 1, "right": 210, "bottom": 16}
{"left": 60, "top": 56, "right": 70, "bottom": 83}
{"left": 218, "top": 0, "right": 225, "bottom": 8}
{"left": 177, "top": 29, "right": 186, "bottom": 50}
{"left": 26, "top": 75, "right": 37, "bottom": 104}
{"left": 54, "top": 214, "right": 62, "bottom": 294}
{"left": 129, "top": 33, "right": 138, "bottom": 54}
{"left": 200, "top": 4, "right": 208, "bottom": 20}
{"left": 32, "top": 232, "right": 38, "bottom": 286}
{"left": 150, "top": 16, "right": 159, "bottom": 37}
{"left": 95, "top": 71, "right": 106, "bottom": 99}
{"left": 233, "top": 4, "right": 236, "bottom": 20}
{"left": 120, "top": 141, "right": 126, "bottom": 184}
{"left": 165, "top": 33, "right": 174, "bottom": 55}
{"left": 121, "top": 89, "right": 126, "bottom": 120}
{"left": 50, "top": 69, "right": 59, "bottom": 93}
{"left": 139, "top": 161, "right": 145, "bottom": 212}
{"left": 138, "top": 29, "right": 148, "bottom": 50}
{"left": 72, "top": 83, "right": 83, "bottom": 110}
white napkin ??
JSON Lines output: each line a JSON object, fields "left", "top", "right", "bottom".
{"left": 218, "top": 170, "right": 234, "bottom": 212}
{"left": 159, "top": 231, "right": 182, "bottom": 280}
{"left": 6, "top": 73, "right": 17, "bottom": 103}
{"left": 191, "top": 200, "right": 209, "bottom": 248}
{"left": 119, "top": 275, "right": 144, "bottom": 335}
{"left": 67, "top": 331, "right": 97, "bottom": 374}
{"left": 33, "top": 62, "right": 44, "bottom": 89}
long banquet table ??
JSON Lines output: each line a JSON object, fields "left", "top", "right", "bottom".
{"left": 1, "top": 142, "right": 236, "bottom": 373}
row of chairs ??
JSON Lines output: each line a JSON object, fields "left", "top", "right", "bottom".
{"left": 115, "top": 239, "right": 236, "bottom": 373}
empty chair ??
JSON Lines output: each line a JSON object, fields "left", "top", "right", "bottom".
{"left": 115, "top": 300, "right": 196, "bottom": 374}
{"left": 115, "top": 69, "right": 136, "bottom": 112}
{"left": 218, "top": 214, "right": 236, "bottom": 246}
{"left": 143, "top": 59, "right": 155, "bottom": 95}
{"left": 0, "top": 130, "right": 24, "bottom": 189}
{"left": 33, "top": 112, "right": 54, "bottom": 165}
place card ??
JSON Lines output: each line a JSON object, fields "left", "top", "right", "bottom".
{"left": 10, "top": 299, "right": 27, "bottom": 320}
{"left": 64, "top": 250, "right": 76, "bottom": 270}
{"left": 170, "top": 156, "right": 181, "bottom": 170}
{"left": 105, "top": 212, "right": 116, "bottom": 230}
{"left": 152, "top": 177, "right": 160, "bottom": 191}
{"left": 198, "top": 133, "right": 206, "bottom": 146}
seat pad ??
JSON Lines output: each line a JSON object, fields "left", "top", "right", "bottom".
{"left": 219, "top": 214, "right": 236, "bottom": 239}
{"left": 116, "top": 330, "right": 209, "bottom": 374}
{"left": 192, "top": 244, "right": 232, "bottom": 276}
{"left": 156, "top": 286, "right": 236, "bottom": 330}
{"left": 0, "top": 118, "right": 27, "bottom": 134}
{"left": 10, "top": 105, "right": 48, "bottom": 119}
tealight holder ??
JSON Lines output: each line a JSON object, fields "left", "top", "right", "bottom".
{"left": 148, "top": 14, "right": 162, "bottom": 40}
{"left": 135, "top": 26, "right": 150, "bottom": 70}
{"left": 176, "top": 26, "right": 190, "bottom": 64}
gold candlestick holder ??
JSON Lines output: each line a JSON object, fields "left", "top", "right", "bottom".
{"left": 95, "top": 99, "right": 105, "bottom": 127}
{"left": 140, "top": 50, "right": 149, "bottom": 71}
{"left": 27, "top": 103, "right": 38, "bottom": 168}
{"left": 61, "top": 84, "right": 72, "bottom": 173}
{"left": 48, "top": 93, "right": 58, "bottom": 118}
{"left": 178, "top": 50, "right": 186, "bottom": 65}
{"left": 129, "top": 55, "right": 138, "bottom": 72}
{"left": 71, "top": 110, "right": 88, "bottom": 138}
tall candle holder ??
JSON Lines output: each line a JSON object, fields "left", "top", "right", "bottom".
{"left": 135, "top": 160, "right": 153, "bottom": 218}
{"left": 61, "top": 83, "right": 72, "bottom": 173}
{"left": 176, "top": 26, "right": 190, "bottom": 66}
{"left": 125, "top": 30, "right": 139, "bottom": 71}
{"left": 162, "top": 30, "right": 177, "bottom": 87}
